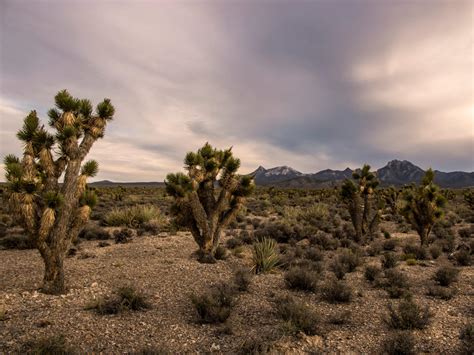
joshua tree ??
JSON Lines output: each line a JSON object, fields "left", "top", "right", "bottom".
{"left": 382, "top": 186, "right": 400, "bottom": 216}
{"left": 400, "top": 169, "right": 446, "bottom": 246}
{"left": 165, "top": 143, "right": 254, "bottom": 263}
{"left": 340, "top": 164, "right": 380, "bottom": 242}
{"left": 3, "top": 90, "right": 114, "bottom": 294}
{"left": 463, "top": 189, "right": 474, "bottom": 210}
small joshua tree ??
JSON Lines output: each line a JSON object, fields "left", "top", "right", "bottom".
{"left": 4, "top": 90, "right": 114, "bottom": 294}
{"left": 165, "top": 143, "right": 254, "bottom": 263}
{"left": 340, "top": 164, "right": 380, "bottom": 242}
{"left": 382, "top": 186, "right": 400, "bottom": 216}
{"left": 400, "top": 169, "right": 445, "bottom": 246}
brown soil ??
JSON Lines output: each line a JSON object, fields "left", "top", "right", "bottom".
{"left": 0, "top": 231, "right": 472, "bottom": 354}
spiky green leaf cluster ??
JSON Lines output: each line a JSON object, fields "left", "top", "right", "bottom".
{"left": 81, "top": 160, "right": 99, "bottom": 177}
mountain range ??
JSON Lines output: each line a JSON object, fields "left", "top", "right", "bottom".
{"left": 88, "top": 160, "right": 474, "bottom": 188}
{"left": 249, "top": 160, "right": 474, "bottom": 188}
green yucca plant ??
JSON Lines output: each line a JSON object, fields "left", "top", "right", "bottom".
{"left": 400, "top": 169, "right": 446, "bottom": 246}
{"left": 165, "top": 143, "right": 255, "bottom": 263}
{"left": 3, "top": 90, "right": 114, "bottom": 294}
{"left": 253, "top": 237, "right": 280, "bottom": 274}
{"left": 340, "top": 164, "right": 381, "bottom": 242}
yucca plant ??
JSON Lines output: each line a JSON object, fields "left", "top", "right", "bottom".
{"left": 253, "top": 237, "right": 280, "bottom": 274}
{"left": 340, "top": 164, "right": 381, "bottom": 242}
{"left": 3, "top": 90, "right": 114, "bottom": 294}
{"left": 165, "top": 143, "right": 254, "bottom": 263}
{"left": 400, "top": 169, "right": 446, "bottom": 246}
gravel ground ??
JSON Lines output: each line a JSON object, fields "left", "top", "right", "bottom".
{"left": 0, "top": 231, "right": 472, "bottom": 354}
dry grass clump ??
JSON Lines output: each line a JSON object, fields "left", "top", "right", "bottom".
{"left": 86, "top": 286, "right": 150, "bottom": 315}
{"left": 275, "top": 295, "right": 320, "bottom": 335}
{"left": 104, "top": 205, "right": 163, "bottom": 228}
{"left": 191, "top": 283, "right": 237, "bottom": 324}
{"left": 386, "top": 298, "right": 432, "bottom": 330}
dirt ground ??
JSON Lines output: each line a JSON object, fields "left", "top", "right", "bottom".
{"left": 0, "top": 231, "right": 473, "bottom": 354}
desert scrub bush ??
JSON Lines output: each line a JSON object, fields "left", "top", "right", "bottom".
{"left": 0, "top": 234, "right": 34, "bottom": 250}
{"left": 381, "top": 252, "right": 398, "bottom": 269}
{"left": 460, "top": 323, "right": 474, "bottom": 355}
{"left": 321, "top": 277, "right": 353, "bottom": 303}
{"left": 253, "top": 237, "right": 280, "bottom": 274}
{"left": 426, "top": 286, "right": 455, "bottom": 300}
{"left": 284, "top": 266, "right": 319, "bottom": 292}
{"left": 21, "top": 334, "right": 74, "bottom": 355}
{"left": 214, "top": 245, "right": 229, "bottom": 260}
{"left": 383, "top": 239, "right": 397, "bottom": 251}
{"left": 3, "top": 90, "right": 114, "bottom": 294}
{"left": 78, "top": 225, "right": 110, "bottom": 240}
{"left": 340, "top": 164, "right": 381, "bottom": 242}
{"left": 86, "top": 286, "right": 150, "bottom": 315}
{"left": 113, "top": 228, "right": 134, "bottom": 244}
{"left": 275, "top": 296, "right": 320, "bottom": 335}
{"left": 400, "top": 169, "right": 446, "bottom": 246}
{"left": 330, "top": 248, "right": 362, "bottom": 279}
{"left": 165, "top": 143, "right": 254, "bottom": 263}
{"left": 386, "top": 297, "right": 432, "bottom": 330}
{"left": 380, "top": 269, "right": 411, "bottom": 299}
{"left": 191, "top": 283, "right": 236, "bottom": 323}
{"left": 433, "top": 266, "right": 459, "bottom": 286}
{"left": 454, "top": 250, "right": 472, "bottom": 266}
{"left": 305, "top": 246, "right": 324, "bottom": 262}
{"left": 429, "top": 244, "right": 442, "bottom": 259}
{"left": 233, "top": 268, "right": 252, "bottom": 292}
{"left": 403, "top": 243, "right": 429, "bottom": 260}
{"left": 104, "top": 205, "right": 162, "bottom": 228}
{"left": 366, "top": 241, "right": 382, "bottom": 256}
{"left": 459, "top": 226, "right": 474, "bottom": 239}
{"left": 364, "top": 265, "right": 382, "bottom": 282}
{"left": 382, "top": 331, "right": 415, "bottom": 355}
{"left": 328, "top": 310, "right": 352, "bottom": 325}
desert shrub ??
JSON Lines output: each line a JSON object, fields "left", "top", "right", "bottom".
{"left": 383, "top": 239, "right": 397, "bottom": 251}
{"left": 429, "top": 244, "right": 442, "bottom": 259}
{"left": 86, "top": 286, "right": 150, "bottom": 315}
{"left": 104, "top": 205, "right": 161, "bottom": 228}
{"left": 386, "top": 298, "right": 432, "bottom": 330}
{"left": 455, "top": 250, "right": 472, "bottom": 266}
{"left": 426, "top": 286, "right": 455, "bottom": 300}
{"left": 383, "top": 230, "right": 392, "bottom": 239}
{"left": 459, "top": 226, "right": 474, "bottom": 239}
{"left": 78, "top": 225, "right": 110, "bottom": 240}
{"left": 310, "top": 231, "right": 339, "bottom": 250}
{"left": 365, "top": 265, "right": 382, "bottom": 282}
{"left": 321, "top": 277, "right": 352, "bottom": 303}
{"left": 305, "top": 247, "right": 324, "bottom": 262}
{"left": 382, "top": 331, "right": 416, "bottom": 355}
{"left": 381, "top": 253, "right": 398, "bottom": 269}
{"left": 284, "top": 266, "right": 319, "bottom": 292}
{"left": 97, "top": 241, "right": 110, "bottom": 248}
{"left": 226, "top": 237, "right": 243, "bottom": 249}
{"left": 21, "top": 334, "right": 74, "bottom": 355}
{"left": 114, "top": 228, "right": 134, "bottom": 244}
{"left": 367, "top": 241, "right": 382, "bottom": 256}
{"left": 191, "top": 283, "right": 236, "bottom": 323}
{"left": 0, "top": 234, "right": 34, "bottom": 250}
{"left": 214, "top": 245, "right": 229, "bottom": 260}
{"left": 460, "top": 323, "right": 474, "bottom": 355}
{"left": 137, "top": 219, "right": 165, "bottom": 236}
{"left": 275, "top": 296, "right": 320, "bottom": 335}
{"left": 331, "top": 249, "right": 361, "bottom": 279}
{"left": 233, "top": 268, "right": 252, "bottom": 292}
{"left": 403, "top": 244, "right": 429, "bottom": 260}
{"left": 434, "top": 266, "right": 459, "bottom": 286}
{"left": 240, "top": 337, "right": 274, "bottom": 355}
{"left": 381, "top": 270, "right": 411, "bottom": 299}
{"left": 253, "top": 237, "right": 280, "bottom": 274}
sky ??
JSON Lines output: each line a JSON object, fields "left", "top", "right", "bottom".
{"left": 0, "top": 0, "right": 473, "bottom": 182}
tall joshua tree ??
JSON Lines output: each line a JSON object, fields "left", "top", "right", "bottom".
{"left": 340, "top": 164, "right": 380, "bottom": 242}
{"left": 165, "top": 143, "right": 254, "bottom": 263}
{"left": 4, "top": 90, "right": 114, "bottom": 294}
{"left": 400, "top": 169, "right": 445, "bottom": 246}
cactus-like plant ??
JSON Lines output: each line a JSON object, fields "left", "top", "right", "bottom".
{"left": 382, "top": 186, "right": 400, "bottom": 216}
{"left": 400, "top": 169, "right": 445, "bottom": 246}
{"left": 165, "top": 143, "right": 254, "bottom": 263}
{"left": 463, "top": 189, "right": 474, "bottom": 210}
{"left": 340, "top": 164, "right": 380, "bottom": 242}
{"left": 3, "top": 90, "right": 114, "bottom": 294}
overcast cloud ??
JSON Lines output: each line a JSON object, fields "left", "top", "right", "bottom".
{"left": 1, "top": 0, "right": 472, "bottom": 181}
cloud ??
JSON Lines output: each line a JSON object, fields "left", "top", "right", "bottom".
{"left": 0, "top": 0, "right": 472, "bottom": 182}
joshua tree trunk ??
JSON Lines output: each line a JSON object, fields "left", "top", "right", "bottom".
{"left": 42, "top": 252, "right": 65, "bottom": 295}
